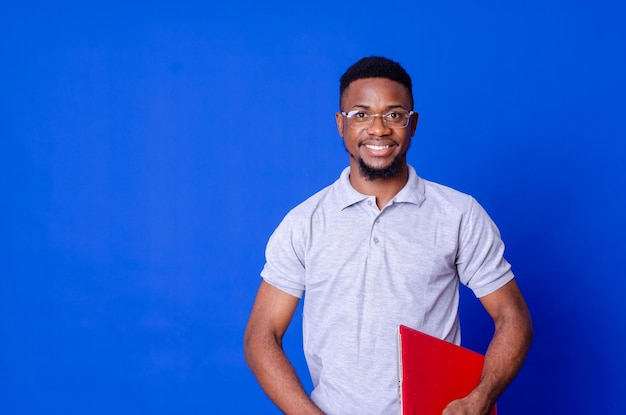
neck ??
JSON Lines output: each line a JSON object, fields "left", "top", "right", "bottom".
{"left": 349, "top": 161, "right": 409, "bottom": 209}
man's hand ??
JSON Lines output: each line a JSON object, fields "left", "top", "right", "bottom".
{"left": 442, "top": 394, "right": 493, "bottom": 415}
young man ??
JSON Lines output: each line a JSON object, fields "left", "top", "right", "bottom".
{"left": 244, "top": 56, "right": 533, "bottom": 415}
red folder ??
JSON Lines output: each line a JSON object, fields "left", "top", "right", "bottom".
{"left": 398, "top": 324, "right": 497, "bottom": 415}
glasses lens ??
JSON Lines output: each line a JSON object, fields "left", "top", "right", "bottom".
{"left": 383, "top": 110, "right": 411, "bottom": 128}
{"left": 347, "top": 111, "right": 372, "bottom": 128}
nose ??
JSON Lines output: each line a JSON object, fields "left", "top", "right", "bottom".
{"left": 367, "top": 114, "right": 391, "bottom": 136}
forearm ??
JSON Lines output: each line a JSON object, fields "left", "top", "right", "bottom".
{"left": 244, "top": 330, "right": 325, "bottom": 415}
{"left": 444, "top": 281, "right": 533, "bottom": 415}
{"left": 466, "top": 311, "right": 533, "bottom": 413}
{"left": 483, "top": 317, "right": 532, "bottom": 395}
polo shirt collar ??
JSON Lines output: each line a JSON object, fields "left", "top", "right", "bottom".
{"left": 392, "top": 165, "right": 426, "bottom": 207}
{"left": 336, "top": 164, "right": 426, "bottom": 210}
{"left": 336, "top": 167, "right": 369, "bottom": 209}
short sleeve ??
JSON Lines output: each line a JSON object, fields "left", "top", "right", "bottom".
{"left": 260, "top": 214, "right": 307, "bottom": 299}
{"left": 456, "top": 198, "right": 515, "bottom": 298}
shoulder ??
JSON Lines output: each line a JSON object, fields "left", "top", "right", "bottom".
{"left": 420, "top": 177, "right": 477, "bottom": 214}
{"left": 286, "top": 182, "right": 336, "bottom": 220}
{"left": 268, "top": 179, "right": 339, "bottom": 242}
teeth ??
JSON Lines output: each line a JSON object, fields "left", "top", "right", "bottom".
{"left": 366, "top": 144, "right": 390, "bottom": 150}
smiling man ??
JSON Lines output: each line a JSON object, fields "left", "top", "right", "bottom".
{"left": 244, "top": 56, "right": 533, "bottom": 415}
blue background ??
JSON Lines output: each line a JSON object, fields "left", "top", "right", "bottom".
{"left": 2, "top": 1, "right": 625, "bottom": 413}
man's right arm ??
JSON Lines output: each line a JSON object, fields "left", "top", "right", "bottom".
{"left": 244, "top": 280, "right": 325, "bottom": 415}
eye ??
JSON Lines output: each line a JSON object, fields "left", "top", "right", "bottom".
{"left": 385, "top": 111, "right": 410, "bottom": 124}
{"left": 354, "top": 111, "right": 368, "bottom": 119}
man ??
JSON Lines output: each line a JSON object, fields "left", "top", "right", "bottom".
{"left": 244, "top": 56, "right": 533, "bottom": 415}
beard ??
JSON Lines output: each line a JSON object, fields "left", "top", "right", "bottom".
{"left": 342, "top": 140, "right": 407, "bottom": 181}
{"left": 358, "top": 156, "right": 402, "bottom": 181}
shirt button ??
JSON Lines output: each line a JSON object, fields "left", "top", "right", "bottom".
{"left": 373, "top": 237, "right": 380, "bottom": 244}
{"left": 367, "top": 200, "right": 373, "bottom": 206}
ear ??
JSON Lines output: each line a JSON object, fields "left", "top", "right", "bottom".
{"left": 410, "top": 112, "right": 419, "bottom": 136}
{"left": 335, "top": 112, "right": 345, "bottom": 137}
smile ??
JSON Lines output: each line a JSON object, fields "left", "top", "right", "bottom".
{"left": 364, "top": 144, "right": 392, "bottom": 150}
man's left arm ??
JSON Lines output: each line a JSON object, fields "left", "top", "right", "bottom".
{"left": 443, "top": 279, "right": 533, "bottom": 415}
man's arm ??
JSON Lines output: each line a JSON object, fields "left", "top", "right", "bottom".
{"left": 443, "top": 279, "right": 533, "bottom": 415}
{"left": 244, "top": 281, "right": 325, "bottom": 415}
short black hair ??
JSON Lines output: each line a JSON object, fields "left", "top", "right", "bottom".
{"left": 339, "top": 56, "right": 413, "bottom": 107}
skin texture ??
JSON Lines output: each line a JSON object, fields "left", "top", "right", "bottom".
{"left": 244, "top": 77, "right": 533, "bottom": 415}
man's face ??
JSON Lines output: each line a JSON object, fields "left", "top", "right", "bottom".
{"left": 336, "top": 77, "right": 418, "bottom": 180}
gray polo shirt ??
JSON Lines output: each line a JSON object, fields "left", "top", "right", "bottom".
{"left": 261, "top": 165, "right": 514, "bottom": 415}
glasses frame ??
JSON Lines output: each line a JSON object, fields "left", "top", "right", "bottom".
{"left": 340, "top": 109, "right": 415, "bottom": 129}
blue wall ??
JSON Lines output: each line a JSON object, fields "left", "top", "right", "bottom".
{"left": 2, "top": 1, "right": 625, "bottom": 413}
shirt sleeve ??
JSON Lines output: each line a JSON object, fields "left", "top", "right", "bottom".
{"left": 456, "top": 197, "right": 515, "bottom": 298}
{"left": 260, "top": 213, "right": 307, "bottom": 299}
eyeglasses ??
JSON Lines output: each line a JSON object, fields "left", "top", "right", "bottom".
{"left": 341, "top": 109, "right": 414, "bottom": 129}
